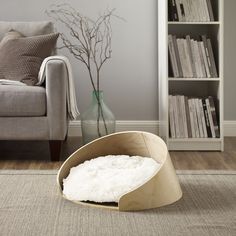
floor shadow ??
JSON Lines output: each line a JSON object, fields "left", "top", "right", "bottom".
{"left": 0, "top": 137, "right": 82, "bottom": 161}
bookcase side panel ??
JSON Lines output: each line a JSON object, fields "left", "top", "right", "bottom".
{"left": 158, "top": 0, "right": 169, "bottom": 141}
{"left": 219, "top": 0, "right": 224, "bottom": 150}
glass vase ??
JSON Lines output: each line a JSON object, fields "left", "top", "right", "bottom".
{"left": 81, "top": 90, "right": 116, "bottom": 144}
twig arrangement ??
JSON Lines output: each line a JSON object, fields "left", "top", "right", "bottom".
{"left": 46, "top": 4, "right": 118, "bottom": 137}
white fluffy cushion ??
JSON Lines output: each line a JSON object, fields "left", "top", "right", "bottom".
{"left": 63, "top": 155, "right": 160, "bottom": 203}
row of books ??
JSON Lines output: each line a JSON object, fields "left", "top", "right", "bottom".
{"left": 169, "top": 95, "right": 220, "bottom": 138}
{"left": 168, "top": 0, "right": 215, "bottom": 22}
{"left": 168, "top": 34, "right": 218, "bottom": 78}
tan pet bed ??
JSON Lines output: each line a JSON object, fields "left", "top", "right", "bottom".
{"left": 57, "top": 131, "right": 182, "bottom": 211}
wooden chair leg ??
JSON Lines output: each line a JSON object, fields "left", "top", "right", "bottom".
{"left": 49, "top": 140, "right": 62, "bottom": 162}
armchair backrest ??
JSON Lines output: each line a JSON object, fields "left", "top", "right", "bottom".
{"left": 0, "top": 21, "right": 54, "bottom": 40}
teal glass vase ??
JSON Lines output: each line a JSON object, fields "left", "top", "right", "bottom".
{"left": 81, "top": 90, "right": 116, "bottom": 144}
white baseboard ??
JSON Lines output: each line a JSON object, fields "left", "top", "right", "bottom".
{"left": 68, "top": 120, "right": 236, "bottom": 137}
{"left": 68, "top": 120, "right": 159, "bottom": 137}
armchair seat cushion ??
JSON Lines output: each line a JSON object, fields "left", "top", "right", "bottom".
{"left": 0, "top": 85, "right": 46, "bottom": 116}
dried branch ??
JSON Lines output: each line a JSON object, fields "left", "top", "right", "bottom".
{"left": 46, "top": 4, "right": 118, "bottom": 94}
{"left": 46, "top": 4, "right": 122, "bottom": 136}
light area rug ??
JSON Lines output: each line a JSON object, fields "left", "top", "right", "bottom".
{"left": 0, "top": 170, "right": 235, "bottom": 236}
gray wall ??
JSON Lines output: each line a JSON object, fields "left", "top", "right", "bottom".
{"left": 0, "top": 0, "right": 235, "bottom": 120}
{"left": 224, "top": 0, "right": 236, "bottom": 120}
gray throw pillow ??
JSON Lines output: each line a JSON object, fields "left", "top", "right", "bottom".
{"left": 0, "top": 31, "right": 59, "bottom": 85}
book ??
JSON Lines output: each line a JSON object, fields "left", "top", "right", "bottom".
{"left": 207, "top": 38, "right": 218, "bottom": 77}
{"left": 177, "top": 39, "right": 188, "bottom": 77}
{"left": 196, "top": 0, "right": 204, "bottom": 21}
{"left": 192, "top": 98, "right": 200, "bottom": 138}
{"left": 201, "top": 35, "right": 213, "bottom": 77}
{"left": 169, "top": 95, "right": 176, "bottom": 138}
{"left": 177, "top": 95, "right": 185, "bottom": 137}
{"left": 186, "top": 35, "right": 196, "bottom": 77}
{"left": 175, "top": 0, "right": 183, "bottom": 21}
{"left": 182, "top": 0, "right": 191, "bottom": 22}
{"left": 208, "top": 96, "right": 220, "bottom": 138}
{"left": 199, "top": 99, "right": 208, "bottom": 138}
{"left": 191, "top": 0, "right": 200, "bottom": 21}
{"left": 183, "top": 39, "right": 193, "bottom": 77}
{"left": 202, "top": 98, "right": 212, "bottom": 137}
{"left": 185, "top": 96, "right": 192, "bottom": 137}
{"left": 173, "top": 35, "right": 183, "bottom": 77}
{"left": 179, "top": 0, "right": 186, "bottom": 21}
{"left": 191, "top": 40, "right": 200, "bottom": 77}
{"left": 180, "top": 95, "right": 188, "bottom": 138}
{"left": 168, "top": 35, "right": 179, "bottom": 77}
{"left": 194, "top": 98, "right": 204, "bottom": 138}
{"left": 205, "top": 98, "right": 216, "bottom": 138}
{"left": 201, "top": 0, "right": 211, "bottom": 21}
{"left": 169, "top": 0, "right": 179, "bottom": 21}
{"left": 188, "top": 98, "right": 196, "bottom": 138}
{"left": 200, "top": 41, "right": 211, "bottom": 77}
{"left": 173, "top": 96, "right": 181, "bottom": 138}
{"left": 206, "top": 0, "right": 215, "bottom": 21}
{"left": 197, "top": 41, "right": 207, "bottom": 78}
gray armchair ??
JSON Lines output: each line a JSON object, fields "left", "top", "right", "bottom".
{"left": 0, "top": 21, "right": 68, "bottom": 161}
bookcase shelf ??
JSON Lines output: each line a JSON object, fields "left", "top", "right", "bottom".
{"left": 168, "top": 138, "right": 222, "bottom": 151}
{"left": 168, "top": 77, "right": 220, "bottom": 81}
{"left": 168, "top": 22, "right": 220, "bottom": 25}
{"left": 158, "top": 0, "right": 224, "bottom": 151}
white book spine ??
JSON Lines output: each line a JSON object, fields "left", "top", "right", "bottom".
{"left": 184, "top": 0, "right": 191, "bottom": 21}
{"left": 188, "top": 98, "right": 197, "bottom": 138}
{"left": 173, "top": 35, "right": 183, "bottom": 77}
{"left": 192, "top": 0, "right": 200, "bottom": 21}
{"left": 173, "top": 96, "right": 181, "bottom": 138}
{"left": 193, "top": 40, "right": 202, "bottom": 77}
{"left": 206, "top": 98, "right": 216, "bottom": 138}
{"left": 198, "top": 41, "right": 207, "bottom": 78}
{"left": 207, "top": 38, "right": 218, "bottom": 77}
{"left": 199, "top": 0, "right": 207, "bottom": 21}
{"left": 199, "top": 98, "right": 208, "bottom": 138}
{"left": 191, "top": 99, "right": 200, "bottom": 138}
{"left": 195, "top": 98, "right": 204, "bottom": 138}
{"left": 188, "top": 98, "right": 195, "bottom": 138}
{"left": 196, "top": 0, "right": 203, "bottom": 21}
{"left": 196, "top": 41, "right": 205, "bottom": 77}
{"left": 177, "top": 95, "right": 184, "bottom": 138}
{"left": 202, "top": 0, "right": 211, "bottom": 21}
{"left": 181, "top": 95, "right": 188, "bottom": 138}
{"left": 177, "top": 39, "right": 187, "bottom": 77}
{"left": 191, "top": 40, "right": 199, "bottom": 77}
{"left": 200, "top": 41, "right": 211, "bottom": 78}
{"left": 183, "top": 39, "right": 193, "bottom": 77}
{"left": 169, "top": 95, "right": 176, "bottom": 138}
{"left": 168, "top": 35, "right": 179, "bottom": 77}
{"left": 186, "top": 36, "right": 196, "bottom": 77}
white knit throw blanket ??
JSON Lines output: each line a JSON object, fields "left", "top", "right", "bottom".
{"left": 37, "top": 56, "right": 80, "bottom": 120}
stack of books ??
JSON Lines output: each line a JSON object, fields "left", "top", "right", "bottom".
{"left": 168, "top": 0, "right": 215, "bottom": 22}
{"left": 168, "top": 34, "right": 218, "bottom": 78}
{"left": 169, "top": 95, "right": 220, "bottom": 138}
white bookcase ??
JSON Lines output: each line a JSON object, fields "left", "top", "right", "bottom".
{"left": 158, "top": 0, "right": 224, "bottom": 151}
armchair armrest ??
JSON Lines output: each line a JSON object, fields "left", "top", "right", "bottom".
{"left": 45, "top": 59, "right": 68, "bottom": 140}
